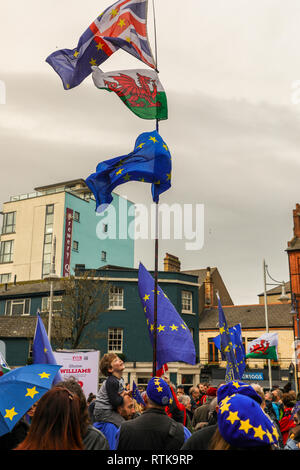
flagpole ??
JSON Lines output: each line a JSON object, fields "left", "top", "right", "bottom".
{"left": 152, "top": 0, "right": 159, "bottom": 377}
{"left": 263, "top": 259, "right": 272, "bottom": 390}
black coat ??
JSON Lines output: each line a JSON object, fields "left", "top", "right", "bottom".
{"left": 117, "top": 407, "right": 185, "bottom": 451}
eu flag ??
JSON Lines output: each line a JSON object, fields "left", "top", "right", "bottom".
{"left": 32, "top": 312, "right": 62, "bottom": 384}
{"left": 85, "top": 130, "right": 171, "bottom": 213}
{"left": 213, "top": 323, "right": 246, "bottom": 379}
{"left": 217, "top": 297, "right": 241, "bottom": 382}
{"left": 138, "top": 263, "right": 196, "bottom": 370}
{"left": 132, "top": 381, "right": 146, "bottom": 406}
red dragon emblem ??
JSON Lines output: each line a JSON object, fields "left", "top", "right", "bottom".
{"left": 104, "top": 73, "right": 161, "bottom": 108}
{"left": 249, "top": 339, "right": 270, "bottom": 355}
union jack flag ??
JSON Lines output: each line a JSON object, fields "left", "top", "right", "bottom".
{"left": 46, "top": 0, "right": 156, "bottom": 90}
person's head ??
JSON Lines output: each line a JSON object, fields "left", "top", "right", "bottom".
{"left": 213, "top": 381, "right": 279, "bottom": 450}
{"left": 197, "top": 383, "right": 206, "bottom": 394}
{"left": 15, "top": 387, "right": 83, "bottom": 450}
{"left": 100, "top": 353, "right": 124, "bottom": 377}
{"left": 190, "top": 387, "right": 200, "bottom": 399}
{"left": 265, "top": 391, "right": 272, "bottom": 402}
{"left": 178, "top": 394, "right": 191, "bottom": 411}
{"left": 282, "top": 392, "right": 295, "bottom": 409}
{"left": 56, "top": 377, "right": 90, "bottom": 437}
{"left": 145, "top": 377, "right": 172, "bottom": 409}
{"left": 87, "top": 392, "right": 96, "bottom": 404}
{"left": 117, "top": 394, "right": 135, "bottom": 420}
{"left": 26, "top": 402, "right": 38, "bottom": 419}
{"left": 272, "top": 389, "right": 282, "bottom": 403}
{"left": 177, "top": 385, "right": 185, "bottom": 396}
{"left": 251, "top": 383, "right": 265, "bottom": 409}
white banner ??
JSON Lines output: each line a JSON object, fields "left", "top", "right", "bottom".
{"left": 53, "top": 350, "right": 100, "bottom": 397}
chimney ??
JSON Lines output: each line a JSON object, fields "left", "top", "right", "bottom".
{"left": 163, "top": 253, "right": 181, "bottom": 272}
{"left": 204, "top": 267, "right": 214, "bottom": 307}
{"left": 293, "top": 204, "right": 300, "bottom": 238}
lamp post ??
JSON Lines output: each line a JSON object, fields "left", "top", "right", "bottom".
{"left": 44, "top": 236, "right": 59, "bottom": 342}
{"left": 263, "top": 260, "right": 289, "bottom": 390}
{"left": 290, "top": 293, "right": 300, "bottom": 395}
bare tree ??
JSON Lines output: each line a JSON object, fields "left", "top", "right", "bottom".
{"left": 50, "top": 271, "right": 109, "bottom": 349}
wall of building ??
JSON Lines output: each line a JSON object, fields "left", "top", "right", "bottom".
{"left": 63, "top": 192, "right": 135, "bottom": 274}
{"left": 0, "top": 192, "right": 65, "bottom": 281}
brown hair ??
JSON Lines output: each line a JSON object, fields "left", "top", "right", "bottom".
{"left": 56, "top": 377, "right": 90, "bottom": 438}
{"left": 100, "top": 353, "right": 118, "bottom": 376}
{"left": 14, "top": 387, "right": 84, "bottom": 450}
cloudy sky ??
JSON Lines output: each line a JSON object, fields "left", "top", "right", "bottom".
{"left": 1, "top": 0, "right": 300, "bottom": 304}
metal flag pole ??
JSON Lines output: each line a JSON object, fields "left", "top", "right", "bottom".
{"left": 263, "top": 259, "right": 272, "bottom": 390}
{"left": 152, "top": 0, "right": 159, "bottom": 377}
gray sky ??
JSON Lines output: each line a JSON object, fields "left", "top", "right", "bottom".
{"left": 1, "top": 0, "right": 300, "bottom": 304}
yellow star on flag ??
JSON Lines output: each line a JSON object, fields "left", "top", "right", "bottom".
{"left": 149, "top": 136, "right": 158, "bottom": 143}
{"left": 39, "top": 372, "right": 50, "bottom": 379}
{"left": 96, "top": 42, "right": 104, "bottom": 51}
{"left": 5, "top": 407, "right": 18, "bottom": 421}
{"left": 170, "top": 324, "right": 178, "bottom": 331}
{"left": 118, "top": 18, "right": 126, "bottom": 27}
{"left": 156, "top": 386, "right": 163, "bottom": 392}
{"left": 116, "top": 168, "right": 124, "bottom": 175}
{"left": 157, "top": 324, "right": 165, "bottom": 333}
{"left": 150, "top": 324, "right": 154, "bottom": 332}
{"left": 219, "top": 326, "right": 225, "bottom": 334}
{"left": 139, "top": 178, "right": 145, "bottom": 182}
{"left": 154, "top": 180, "right": 160, "bottom": 185}
{"left": 253, "top": 425, "right": 266, "bottom": 440}
{"left": 266, "top": 429, "right": 274, "bottom": 444}
{"left": 220, "top": 402, "right": 231, "bottom": 414}
{"left": 125, "top": 37, "right": 131, "bottom": 43}
{"left": 239, "top": 419, "right": 252, "bottom": 434}
{"left": 226, "top": 411, "right": 240, "bottom": 425}
{"left": 163, "top": 144, "right": 168, "bottom": 151}
{"left": 232, "top": 381, "right": 240, "bottom": 389}
{"left": 111, "top": 8, "right": 118, "bottom": 17}
{"left": 123, "top": 173, "right": 130, "bottom": 182}
{"left": 143, "top": 294, "right": 150, "bottom": 301}
{"left": 272, "top": 426, "right": 279, "bottom": 440}
{"left": 89, "top": 58, "right": 97, "bottom": 66}
{"left": 137, "top": 142, "right": 145, "bottom": 149}
{"left": 43, "top": 347, "right": 48, "bottom": 354}
{"left": 181, "top": 323, "right": 187, "bottom": 330}
{"left": 166, "top": 173, "right": 171, "bottom": 181}
{"left": 73, "top": 51, "right": 79, "bottom": 58}
{"left": 25, "top": 386, "right": 39, "bottom": 399}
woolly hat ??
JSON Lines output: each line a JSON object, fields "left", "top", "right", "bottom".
{"left": 217, "top": 381, "right": 279, "bottom": 448}
{"left": 146, "top": 376, "right": 172, "bottom": 406}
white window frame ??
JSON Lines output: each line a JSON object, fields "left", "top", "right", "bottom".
{"left": 5, "top": 298, "right": 31, "bottom": 316}
{"left": 41, "top": 295, "right": 62, "bottom": 313}
{"left": 2, "top": 212, "right": 16, "bottom": 234}
{"left": 109, "top": 286, "right": 124, "bottom": 310}
{"left": 101, "top": 250, "right": 107, "bottom": 262}
{"left": 0, "top": 240, "right": 14, "bottom": 264}
{"left": 181, "top": 290, "right": 193, "bottom": 314}
{"left": 107, "top": 328, "right": 123, "bottom": 353}
{"left": 0, "top": 273, "right": 11, "bottom": 284}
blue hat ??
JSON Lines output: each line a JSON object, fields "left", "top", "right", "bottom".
{"left": 146, "top": 377, "right": 172, "bottom": 406}
{"left": 217, "top": 381, "right": 279, "bottom": 448}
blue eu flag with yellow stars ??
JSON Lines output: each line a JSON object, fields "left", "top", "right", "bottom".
{"left": 85, "top": 130, "right": 171, "bottom": 213}
{"left": 217, "top": 297, "right": 241, "bottom": 382}
{"left": 213, "top": 323, "right": 246, "bottom": 379}
{"left": 32, "top": 312, "right": 62, "bottom": 385}
{"left": 138, "top": 263, "right": 196, "bottom": 370}
{"left": 132, "top": 381, "right": 146, "bottom": 406}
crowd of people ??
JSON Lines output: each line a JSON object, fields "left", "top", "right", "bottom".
{"left": 1, "top": 352, "right": 300, "bottom": 451}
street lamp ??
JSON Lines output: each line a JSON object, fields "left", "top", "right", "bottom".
{"left": 44, "top": 235, "right": 59, "bottom": 342}
{"left": 263, "top": 260, "right": 289, "bottom": 390}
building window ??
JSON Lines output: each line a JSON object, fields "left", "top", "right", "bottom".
{"left": 0, "top": 240, "right": 14, "bottom": 264}
{"left": 41, "top": 295, "right": 62, "bottom": 312}
{"left": 5, "top": 298, "right": 31, "bottom": 315}
{"left": 101, "top": 251, "right": 107, "bottom": 262}
{"left": 103, "top": 224, "right": 108, "bottom": 233}
{"left": 45, "top": 204, "right": 54, "bottom": 234}
{"left": 109, "top": 286, "right": 124, "bottom": 309}
{"left": 181, "top": 290, "right": 193, "bottom": 313}
{"left": 0, "top": 273, "right": 11, "bottom": 284}
{"left": 208, "top": 338, "right": 219, "bottom": 363}
{"left": 73, "top": 240, "right": 79, "bottom": 252}
{"left": 74, "top": 211, "right": 80, "bottom": 222}
{"left": 2, "top": 212, "right": 16, "bottom": 234}
{"left": 108, "top": 328, "right": 123, "bottom": 353}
